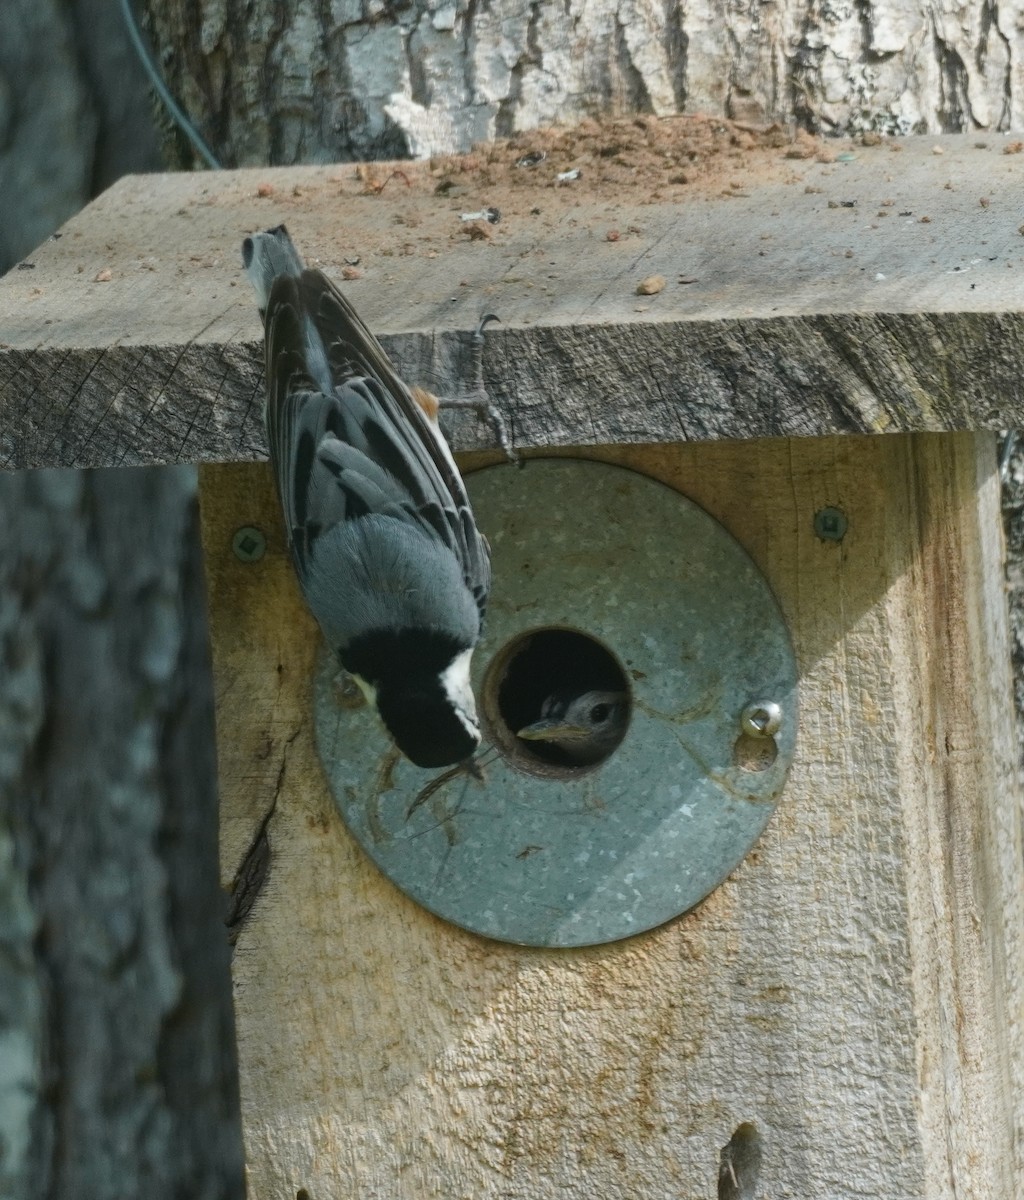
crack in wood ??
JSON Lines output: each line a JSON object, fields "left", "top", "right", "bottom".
{"left": 224, "top": 723, "right": 303, "bottom": 946}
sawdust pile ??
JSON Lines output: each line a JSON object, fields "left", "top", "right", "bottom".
{"left": 347, "top": 113, "right": 832, "bottom": 221}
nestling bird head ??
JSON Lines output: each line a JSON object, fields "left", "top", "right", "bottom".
{"left": 516, "top": 689, "right": 629, "bottom": 766}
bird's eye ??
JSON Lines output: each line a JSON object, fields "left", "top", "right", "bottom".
{"left": 590, "top": 703, "right": 610, "bottom": 723}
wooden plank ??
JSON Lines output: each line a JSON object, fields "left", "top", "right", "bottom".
{"left": 199, "top": 436, "right": 1024, "bottom": 1200}
{"left": 3, "top": 131, "right": 1024, "bottom": 470}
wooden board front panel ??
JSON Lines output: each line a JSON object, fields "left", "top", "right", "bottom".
{"left": 200, "top": 433, "right": 1023, "bottom": 1200}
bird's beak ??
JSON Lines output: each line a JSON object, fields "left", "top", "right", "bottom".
{"left": 516, "top": 718, "right": 591, "bottom": 743}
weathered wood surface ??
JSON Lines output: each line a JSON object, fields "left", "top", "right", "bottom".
{"left": 3, "top": 132, "right": 1024, "bottom": 470}
{"left": 200, "top": 435, "right": 1023, "bottom": 1200}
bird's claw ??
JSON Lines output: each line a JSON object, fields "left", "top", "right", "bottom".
{"left": 405, "top": 752, "right": 487, "bottom": 820}
{"left": 478, "top": 399, "right": 519, "bottom": 466}
{"left": 462, "top": 754, "right": 487, "bottom": 782}
{"left": 473, "top": 312, "right": 501, "bottom": 344}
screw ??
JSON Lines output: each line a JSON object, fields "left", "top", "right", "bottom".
{"left": 231, "top": 526, "right": 266, "bottom": 562}
{"left": 740, "top": 701, "right": 782, "bottom": 739}
{"left": 813, "top": 506, "right": 848, "bottom": 542}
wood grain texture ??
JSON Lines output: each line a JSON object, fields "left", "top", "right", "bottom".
{"left": 4, "top": 134, "right": 1024, "bottom": 470}
{"left": 200, "top": 434, "right": 1023, "bottom": 1200}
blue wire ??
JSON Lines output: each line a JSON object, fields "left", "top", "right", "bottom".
{"left": 118, "top": 0, "right": 222, "bottom": 171}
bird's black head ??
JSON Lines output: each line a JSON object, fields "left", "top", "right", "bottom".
{"left": 376, "top": 682, "right": 481, "bottom": 768}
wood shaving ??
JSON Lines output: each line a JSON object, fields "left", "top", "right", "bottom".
{"left": 636, "top": 274, "right": 666, "bottom": 295}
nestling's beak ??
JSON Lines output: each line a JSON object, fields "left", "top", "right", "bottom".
{"left": 516, "top": 718, "right": 591, "bottom": 743}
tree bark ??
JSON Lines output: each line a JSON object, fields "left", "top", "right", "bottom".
{"left": 0, "top": 467, "right": 244, "bottom": 1199}
{"left": 142, "top": 0, "right": 1022, "bottom": 168}
{"left": 1, "top": 2, "right": 244, "bottom": 1196}
{"left": 0, "top": 0, "right": 162, "bottom": 273}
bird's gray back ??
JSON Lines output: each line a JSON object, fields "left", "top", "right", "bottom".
{"left": 304, "top": 515, "right": 481, "bottom": 654}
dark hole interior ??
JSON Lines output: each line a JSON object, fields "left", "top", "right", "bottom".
{"left": 495, "top": 628, "right": 630, "bottom": 768}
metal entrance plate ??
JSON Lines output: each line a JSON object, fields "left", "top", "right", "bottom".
{"left": 313, "top": 459, "right": 797, "bottom": 947}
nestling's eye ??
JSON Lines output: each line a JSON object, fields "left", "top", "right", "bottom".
{"left": 589, "top": 703, "right": 610, "bottom": 723}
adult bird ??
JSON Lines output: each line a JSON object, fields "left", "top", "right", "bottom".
{"left": 243, "top": 225, "right": 491, "bottom": 768}
{"left": 516, "top": 690, "right": 629, "bottom": 766}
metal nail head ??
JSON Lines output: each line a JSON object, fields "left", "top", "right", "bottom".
{"left": 813, "top": 506, "right": 848, "bottom": 542}
{"left": 232, "top": 526, "right": 266, "bottom": 563}
{"left": 740, "top": 701, "right": 783, "bottom": 739}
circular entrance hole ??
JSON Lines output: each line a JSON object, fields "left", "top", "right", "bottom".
{"left": 483, "top": 627, "right": 631, "bottom": 776}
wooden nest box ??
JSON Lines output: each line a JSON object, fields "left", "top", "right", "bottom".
{"left": 2, "top": 134, "right": 1023, "bottom": 1198}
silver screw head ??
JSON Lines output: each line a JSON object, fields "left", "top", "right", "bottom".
{"left": 231, "top": 526, "right": 266, "bottom": 563}
{"left": 740, "top": 701, "right": 783, "bottom": 739}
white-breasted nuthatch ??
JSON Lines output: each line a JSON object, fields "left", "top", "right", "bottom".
{"left": 243, "top": 224, "right": 491, "bottom": 769}
{"left": 516, "top": 690, "right": 629, "bottom": 765}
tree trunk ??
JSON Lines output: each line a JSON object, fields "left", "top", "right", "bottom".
{"left": 1, "top": 2, "right": 244, "bottom": 1196}
{"left": 143, "top": 0, "right": 1021, "bottom": 168}
{"left": 0, "top": 467, "right": 244, "bottom": 1199}
{"left": 0, "top": 0, "right": 162, "bottom": 273}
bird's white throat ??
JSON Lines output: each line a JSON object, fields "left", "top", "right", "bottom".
{"left": 440, "top": 648, "right": 479, "bottom": 738}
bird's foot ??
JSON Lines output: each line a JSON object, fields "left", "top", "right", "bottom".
{"left": 405, "top": 751, "right": 488, "bottom": 820}
{"left": 437, "top": 314, "right": 519, "bottom": 465}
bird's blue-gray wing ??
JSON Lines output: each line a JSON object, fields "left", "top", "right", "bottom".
{"left": 262, "top": 271, "right": 490, "bottom": 621}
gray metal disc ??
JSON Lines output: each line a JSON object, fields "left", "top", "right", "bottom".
{"left": 313, "top": 459, "right": 797, "bottom": 947}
